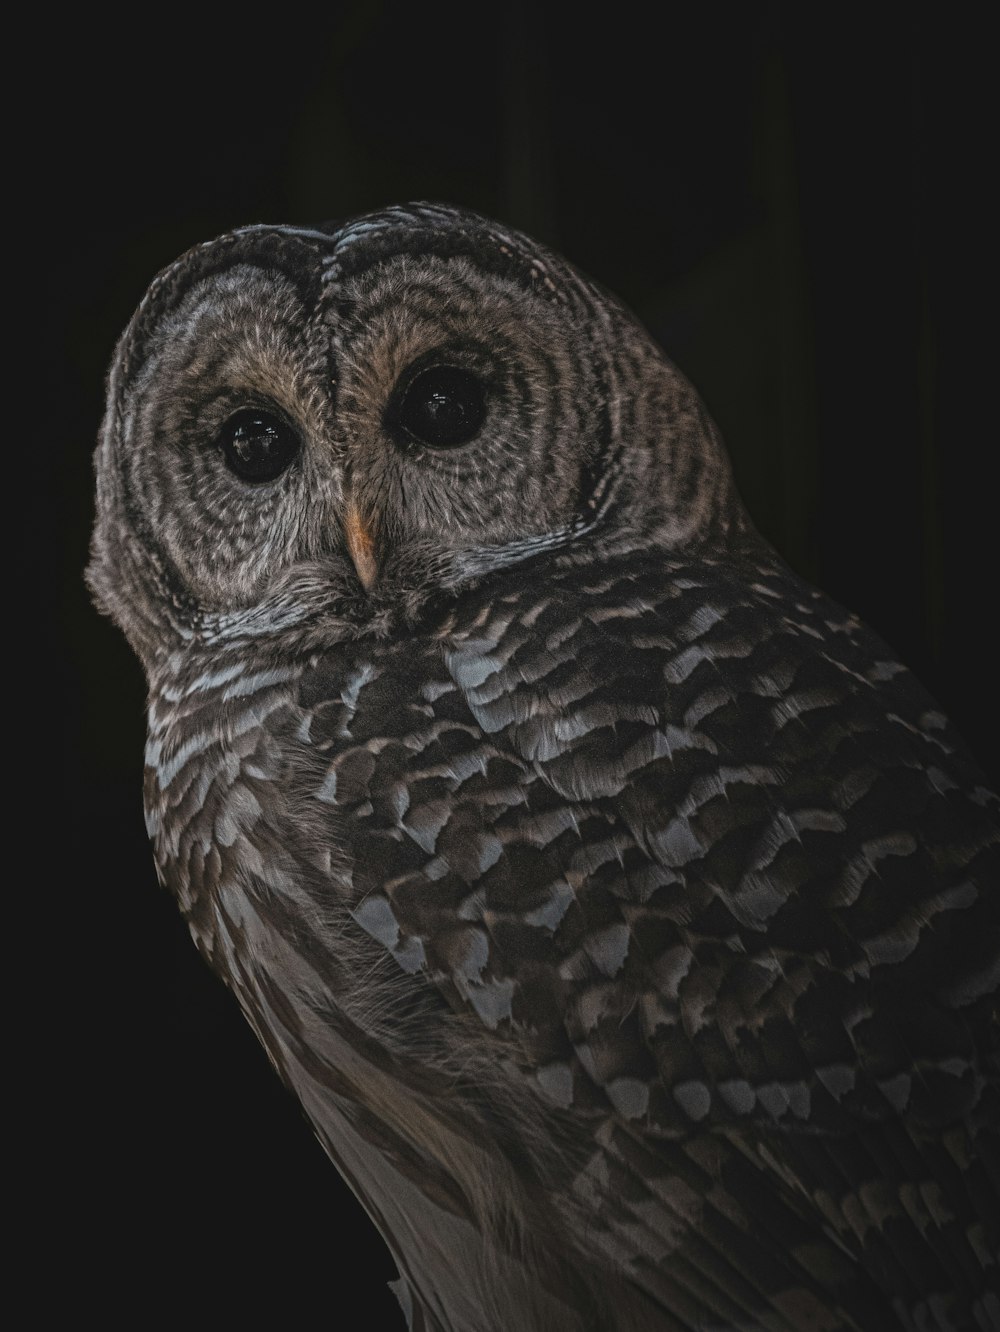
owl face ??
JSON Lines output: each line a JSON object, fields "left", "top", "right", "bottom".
{"left": 89, "top": 204, "right": 742, "bottom": 661}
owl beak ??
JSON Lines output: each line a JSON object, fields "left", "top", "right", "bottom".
{"left": 343, "top": 502, "right": 379, "bottom": 591}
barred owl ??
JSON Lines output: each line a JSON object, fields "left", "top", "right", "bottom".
{"left": 88, "top": 204, "right": 998, "bottom": 1331}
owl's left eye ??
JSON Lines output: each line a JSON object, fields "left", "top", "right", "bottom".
{"left": 391, "top": 365, "right": 487, "bottom": 449}
{"left": 217, "top": 410, "right": 301, "bottom": 483}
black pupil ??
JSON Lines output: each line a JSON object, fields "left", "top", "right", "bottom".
{"left": 396, "top": 366, "right": 486, "bottom": 448}
{"left": 219, "top": 410, "right": 299, "bottom": 482}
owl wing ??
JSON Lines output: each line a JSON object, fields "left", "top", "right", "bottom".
{"left": 280, "top": 548, "right": 999, "bottom": 1330}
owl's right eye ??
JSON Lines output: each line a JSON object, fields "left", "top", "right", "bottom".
{"left": 217, "top": 410, "right": 301, "bottom": 483}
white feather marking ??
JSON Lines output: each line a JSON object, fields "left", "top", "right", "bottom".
{"left": 221, "top": 665, "right": 300, "bottom": 700}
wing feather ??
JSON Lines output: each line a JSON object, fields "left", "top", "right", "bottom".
{"left": 211, "top": 548, "right": 998, "bottom": 1327}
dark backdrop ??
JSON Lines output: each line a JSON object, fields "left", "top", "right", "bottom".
{"left": 46, "top": 4, "right": 991, "bottom": 1325}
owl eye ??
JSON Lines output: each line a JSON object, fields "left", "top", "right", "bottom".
{"left": 218, "top": 410, "right": 301, "bottom": 483}
{"left": 393, "top": 366, "right": 486, "bottom": 448}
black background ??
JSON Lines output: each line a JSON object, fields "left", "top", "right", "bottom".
{"left": 46, "top": 3, "right": 992, "bottom": 1325}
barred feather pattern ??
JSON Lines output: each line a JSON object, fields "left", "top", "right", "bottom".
{"left": 91, "top": 204, "right": 999, "bottom": 1331}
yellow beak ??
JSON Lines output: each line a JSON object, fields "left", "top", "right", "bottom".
{"left": 344, "top": 502, "right": 379, "bottom": 592}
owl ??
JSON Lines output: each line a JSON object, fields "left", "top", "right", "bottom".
{"left": 88, "top": 203, "right": 998, "bottom": 1331}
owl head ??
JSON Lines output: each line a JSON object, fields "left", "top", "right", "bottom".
{"left": 88, "top": 203, "right": 748, "bottom": 665}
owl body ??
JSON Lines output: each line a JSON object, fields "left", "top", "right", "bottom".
{"left": 92, "top": 205, "right": 999, "bottom": 1330}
